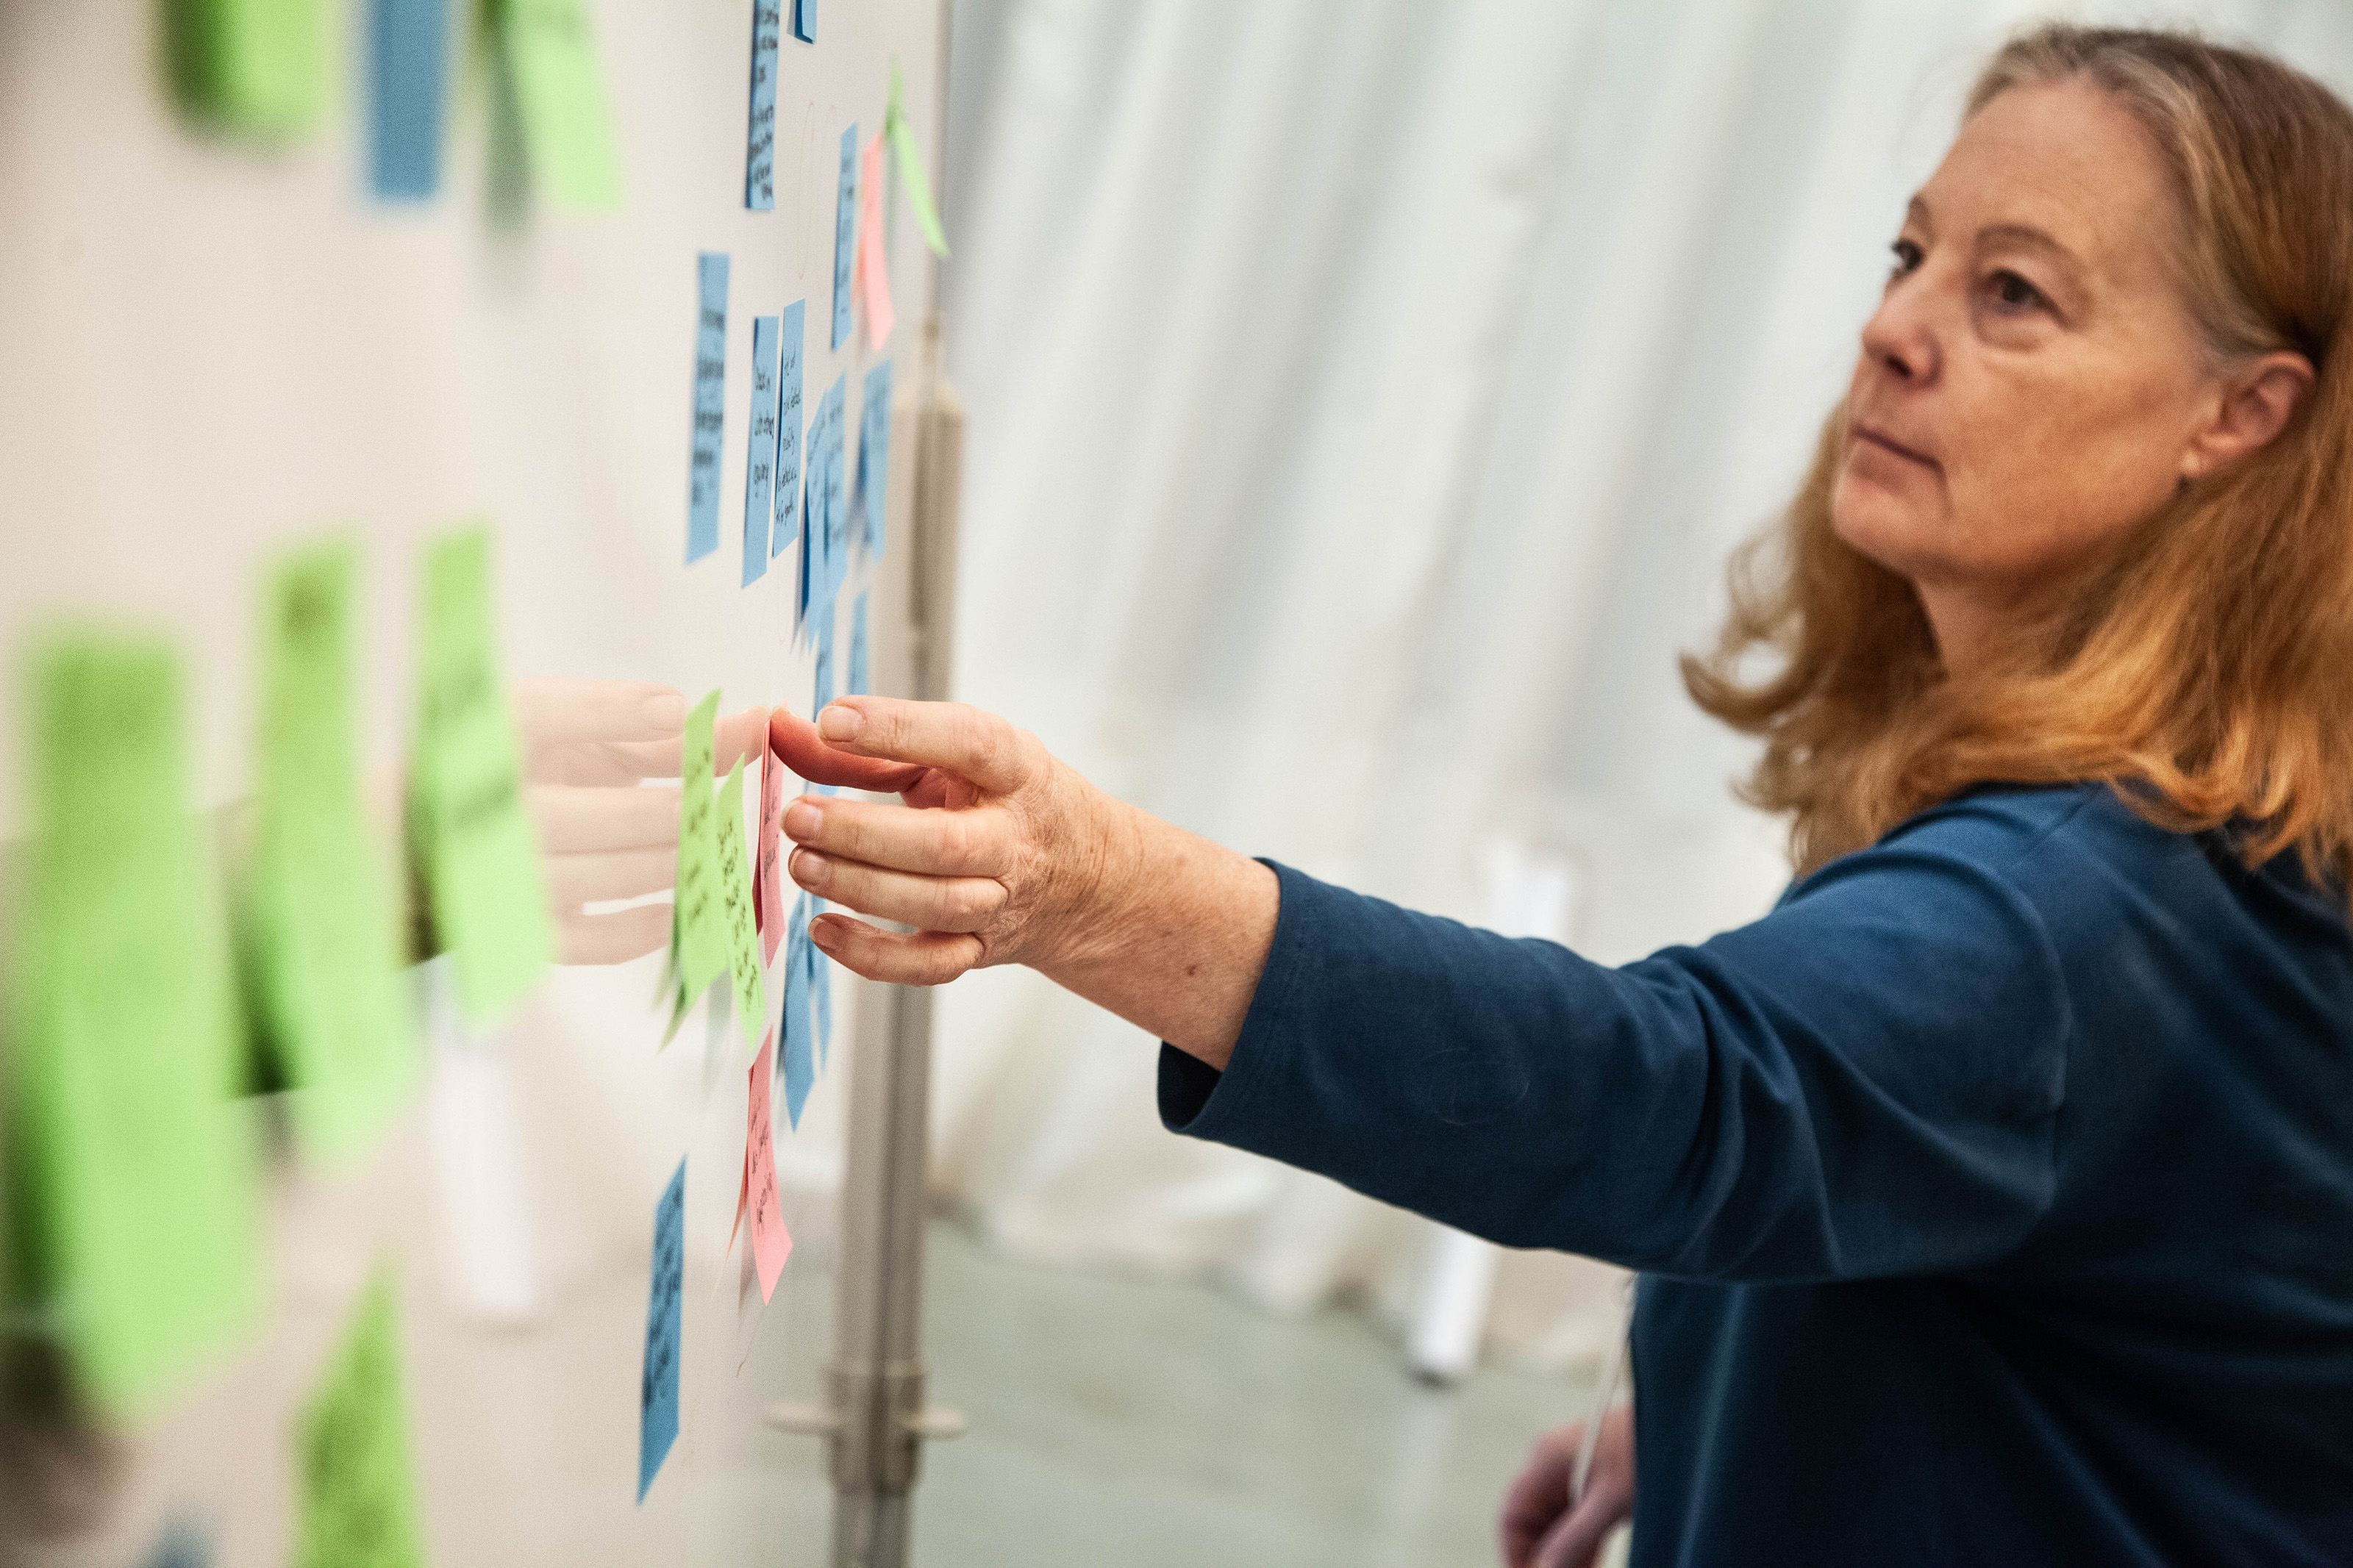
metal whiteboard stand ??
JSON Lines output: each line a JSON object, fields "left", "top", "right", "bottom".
{"left": 768, "top": 315, "right": 968, "bottom": 1568}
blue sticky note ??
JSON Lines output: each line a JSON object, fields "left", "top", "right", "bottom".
{"left": 795, "top": 477, "right": 813, "bottom": 630}
{"left": 638, "top": 1158, "right": 685, "bottom": 1503}
{"left": 743, "top": 315, "right": 780, "bottom": 586}
{"left": 853, "top": 357, "right": 893, "bottom": 559}
{"left": 831, "top": 123, "right": 857, "bottom": 351}
{"left": 791, "top": 0, "right": 813, "bottom": 43}
{"left": 826, "top": 393, "right": 851, "bottom": 604}
{"left": 849, "top": 592, "right": 869, "bottom": 697}
{"left": 779, "top": 903, "right": 814, "bottom": 1128}
{"left": 744, "top": 3, "right": 779, "bottom": 209}
{"left": 772, "top": 300, "right": 805, "bottom": 559}
{"left": 813, "top": 598, "right": 836, "bottom": 715}
{"left": 799, "top": 373, "right": 848, "bottom": 640}
{"left": 687, "top": 253, "right": 729, "bottom": 565}
{"left": 370, "top": 0, "right": 449, "bottom": 201}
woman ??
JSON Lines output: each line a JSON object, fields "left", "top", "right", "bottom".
{"left": 773, "top": 26, "right": 2353, "bottom": 1566}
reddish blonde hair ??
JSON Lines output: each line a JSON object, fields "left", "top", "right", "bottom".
{"left": 1685, "top": 25, "right": 2353, "bottom": 884}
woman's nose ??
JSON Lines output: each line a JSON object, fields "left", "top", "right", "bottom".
{"left": 1860, "top": 278, "right": 1941, "bottom": 384}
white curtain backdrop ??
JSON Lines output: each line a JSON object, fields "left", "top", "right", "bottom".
{"left": 922, "top": 0, "right": 2353, "bottom": 1368}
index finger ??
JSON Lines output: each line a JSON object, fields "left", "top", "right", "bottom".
{"left": 769, "top": 706, "right": 932, "bottom": 794}
{"left": 511, "top": 680, "right": 686, "bottom": 745}
{"left": 813, "top": 698, "right": 1038, "bottom": 795}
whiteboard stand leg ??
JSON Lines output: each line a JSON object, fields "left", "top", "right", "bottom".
{"left": 1406, "top": 1222, "right": 1501, "bottom": 1384}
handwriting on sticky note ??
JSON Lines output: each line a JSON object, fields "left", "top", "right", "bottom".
{"left": 747, "top": 1031, "right": 792, "bottom": 1301}
{"left": 832, "top": 121, "right": 857, "bottom": 350}
{"left": 854, "top": 357, "right": 893, "bottom": 559}
{"left": 856, "top": 132, "right": 895, "bottom": 349}
{"left": 772, "top": 299, "right": 806, "bottom": 562}
{"left": 296, "top": 1268, "right": 425, "bottom": 1568}
{"left": 500, "top": 0, "right": 621, "bottom": 211}
{"left": 639, "top": 1159, "right": 685, "bottom": 1503}
{"left": 744, "top": 3, "right": 780, "bottom": 210}
{"left": 688, "top": 253, "right": 729, "bottom": 565}
{"left": 714, "top": 759, "right": 768, "bottom": 1050}
{"left": 251, "top": 539, "right": 415, "bottom": 1163}
{"left": 744, "top": 315, "right": 779, "bottom": 587}
{"left": 370, "top": 0, "right": 449, "bottom": 200}
{"left": 412, "top": 525, "right": 551, "bottom": 1025}
{"left": 757, "top": 740, "right": 785, "bottom": 965}
{"left": 18, "top": 634, "right": 260, "bottom": 1414}
{"left": 676, "top": 692, "right": 729, "bottom": 1001}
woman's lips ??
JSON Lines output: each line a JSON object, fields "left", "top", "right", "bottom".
{"left": 1852, "top": 423, "right": 1940, "bottom": 470}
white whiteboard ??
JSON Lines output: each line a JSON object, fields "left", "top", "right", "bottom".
{"left": 0, "top": 1, "right": 945, "bottom": 1561}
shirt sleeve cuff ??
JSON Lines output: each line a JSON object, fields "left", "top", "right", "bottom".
{"left": 1157, "top": 858, "right": 1309, "bottom": 1139}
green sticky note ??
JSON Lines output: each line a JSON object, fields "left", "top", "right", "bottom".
{"left": 410, "top": 525, "right": 551, "bottom": 1025}
{"left": 886, "top": 60, "right": 949, "bottom": 259}
{"left": 246, "top": 540, "right": 417, "bottom": 1162}
{"left": 713, "top": 759, "right": 767, "bottom": 1049}
{"left": 164, "top": 0, "right": 332, "bottom": 143}
{"left": 296, "top": 1268, "right": 426, "bottom": 1568}
{"left": 7, "top": 634, "right": 260, "bottom": 1414}
{"left": 674, "top": 691, "right": 728, "bottom": 1003}
{"left": 496, "top": 0, "right": 622, "bottom": 211}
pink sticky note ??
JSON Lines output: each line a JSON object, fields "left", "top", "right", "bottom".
{"left": 757, "top": 738, "right": 785, "bottom": 964}
{"left": 747, "top": 1028, "right": 792, "bottom": 1302}
{"left": 857, "top": 133, "right": 895, "bottom": 349}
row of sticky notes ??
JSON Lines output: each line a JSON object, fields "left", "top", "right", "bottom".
{"left": 5, "top": 525, "right": 550, "bottom": 1420}
{"left": 163, "top": 0, "right": 621, "bottom": 210}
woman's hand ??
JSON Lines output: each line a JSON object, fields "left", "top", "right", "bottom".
{"left": 771, "top": 695, "right": 1279, "bottom": 1065}
{"left": 1499, "top": 1405, "right": 1634, "bottom": 1568}
{"left": 513, "top": 680, "right": 767, "bottom": 964}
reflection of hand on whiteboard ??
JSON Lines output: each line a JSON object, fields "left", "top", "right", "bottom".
{"left": 513, "top": 679, "right": 768, "bottom": 965}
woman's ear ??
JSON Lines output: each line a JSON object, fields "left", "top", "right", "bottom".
{"left": 2181, "top": 351, "right": 2315, "bottom": 481}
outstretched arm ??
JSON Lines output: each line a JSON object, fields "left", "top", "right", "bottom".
{"left": 769, "top": 697, "right": 1277, "bottom": 1067}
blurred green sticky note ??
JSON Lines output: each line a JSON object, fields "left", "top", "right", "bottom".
{"left": 409, "top": 525, "right": 551, "bottom": 1025}
{"left": 886, "top": 60, "right": 949, "bottom": 259}
{"left": 296, "top": 1268, "right": 425, "bottom": 1568}
{"left": 496, "top": 0, "right": 622, "bottom": 211}
{"left": 675, "top": 691, "right": 728, "bottom": 1003}
{"left": 7, "top": 634, "right": 260, "bottom": 1414}
{"left": 164, "top": 0, "right": 332, "bottom": 143}
{"left": 713, "top": 759, "right": 767, "bottom": 1050}
{"left": 246, "top": 540, "right": 417, "bottom": 1162}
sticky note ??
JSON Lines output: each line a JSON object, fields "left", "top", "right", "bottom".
{"left": 639, "top": 1159, "right": 685, "bottom": 1503}
{"left": 165, "top": 0, "right": 329, "bottom": 143}
{"left": 141, "top": 1518, "right": 213, "bottom": 1568}
{"left": 790, "top": 0, "right": 813, "bottom": 43}
{"left": 246, "top": 540, "right": 416, "bottom": 1163}
{"left": 849, "top": 593, "right": 870, "bottom": 697}
{"left": 757, "top": 739, "right": 785, "bottom": 966}
{"left": 743, "top": 315, "right": 779, "bottom": 587}
{"left": 499, "top": 0, "right": 621, "bottom": 212}
{"left": 771, "top": 299, "right": 805, "bottom": 562}
{"left": 713, "top": 759, "right": 768, "bottom": 1050}
{"left": 410, "top": 526, "right": 552, "bottom": 1025}
{"left": 8, "top": 635, "right": 260, "bottom": 1413}
{"left": 369, "top": 0, "right": 449, "bottom": 199}
{"left": 674, "top": 691, "right": 729, "bottom": 1003}
{"left": 831, "top": 122, "right": 857, "bottom": 351}
{"left": 295, "top": 1269, "right": 425, "bottom": 1568}
{"left": 799, "top": 374, "right": 847, "bottom": 641}
{"left": 687, "top": 253, "right": 729, "bottom": 565}
{"left": 824, "top": 382, "right": 851, "bottom": 604}
{"left": 779, "top": 903, "right": 813, "bottom": 1129}
{"left": 855, "top": 132, "right": 895, "bottom": 349}
{"left": 886, "top": 60, "right": 950, "bottom": 258}
{"left": 746, "top": 1031, "right": 791, "bottom": 1301}
{"left": 744, "top": 2, "right": 780, "bottom": 210}
{"left": 853, "top": 357, "right": 893, "bottom": 559}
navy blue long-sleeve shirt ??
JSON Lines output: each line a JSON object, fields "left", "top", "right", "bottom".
{"left": 1159, "top": 785, "right": 2353, "bottom": 1564}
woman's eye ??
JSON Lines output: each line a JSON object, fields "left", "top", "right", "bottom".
{"left": 1988, "top": 269, "right": 2048, "bottom": 311}
{"left": 1888, "top": 239, "right": 1924, "bottom": 278}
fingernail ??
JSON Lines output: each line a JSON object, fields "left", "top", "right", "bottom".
{"left": 782, "top": 799, "right": 823, "bottom": 841}
{"left": 790, "top": 848, "right": 831, "bottom": 889}
{"left": 808, "top": 917, "right": 838, "bottom": 948}
{"left": 641, "top": 690, "right": 685, "bottom": 730}
{"left": 818, "top": 704, "right": 864, "bottom": 742}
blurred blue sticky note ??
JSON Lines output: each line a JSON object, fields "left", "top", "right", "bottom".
{"left": 638, "top": 1159, "right": 685, "bottom": 1503}
{"left": 791, "top": 0, "right": 813, "bottom": 43}
{"left": 744, "top": 3, "right": 779, "bottom": 209}
{"left": 369, "top": 0, "right": 448, "bottom": 200}
{"left": 831, "top": 123, "right": 857, "bottom": 350}
{"left": 772, "top": 300, "right": 805, "bottom": 559}
{"left": 812, "top": 598, "right": 835, "bottom": 716}
{"left": 143, "top": 1517, "right": 212, "bottom": 1568}
{"left": 687, "top": 254, "right": 728, "bottom": 565}
{"left": 799, "top": 373, "right": 847, "bottom": 637}
{"left": 820, "top": 373, "right": 850, "bottom": 606}
{"left": 853, "top": 357, "right": 893, "bottom": 559}
{"left": 743, "top": 315, "right": 779, "bottom": 586}
{"left": 779, "top": 903, "right": 814, "bottom": 1128}
{"left": 794, "top": 477, "right": 813, "bottom": 631}
{"left": 810, "top": 916, "right": 832, "bottom": 1068}
{"left": 849, "top": 592, "right": 869, "bottom": 697}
